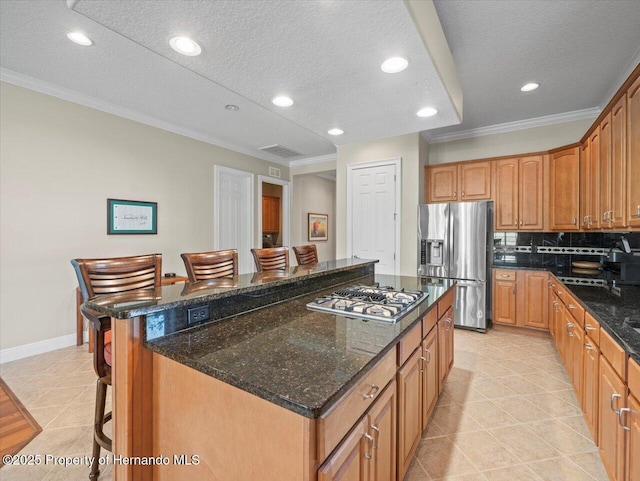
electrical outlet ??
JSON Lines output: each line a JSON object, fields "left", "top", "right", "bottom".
{"left": 188, "top": 305, "right": 210, "bottom": 324}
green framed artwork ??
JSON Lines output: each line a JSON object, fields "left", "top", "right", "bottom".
{"left": 107, "top": 199, "right": 157, "bottom": 235}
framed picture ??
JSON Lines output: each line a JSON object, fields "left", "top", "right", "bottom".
{"left": 308, "top": 213, "right": 328, "bottom": 241}
{"left": 107, "top": 199, "right": 157, "bottom": 235}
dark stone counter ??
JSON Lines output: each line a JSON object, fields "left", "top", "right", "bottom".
{"left": 144, "top": 274, "right": 454, "bottom": 418}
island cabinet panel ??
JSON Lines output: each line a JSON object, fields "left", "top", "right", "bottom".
{"left": 152, "top": 353, "right": 316, "bottom": 481}
{"left": 421, "top": 326, "right": 439, "bottom": 430}
{"left": 397, "top": 348, "right": 423, "bottom": 481}
{"left": 610, "top": 94, "right": 627, "bottom": 228}
{"left": 628, "top": 75, "right": 640, "bottom": 228}
{"left": 318, "top": 416, "right": 369, "bottom": 481}
{"left": 459, "top": 160, "right": 492, "bottom": 201}
{"left": 438, "top": 306, "right": 454, "bottom": 389}
{"left": 550, "top": 146, "right": 580, "bottom": 231}
{"left": 318, "top": 348, "right": 396, "bottom": 463}
{"left": 583, "top": 335, "right": 600, "bottom": 442}
{"left": 368, "top": 382, "right": 396, "bottom": 481}
{"left": 599, "top": 357, "right": 627, "bottom": 481}
{"left": 568, "top": 322, "right": 585, "bottom": 407}
{"left": 426, "top": 164, "right": 458, "bottom": 203}
{"left": 625, "top": 393, "right": 640, "bottom": 481}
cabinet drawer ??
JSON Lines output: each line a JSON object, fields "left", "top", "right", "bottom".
{"left": 584, "top": 312, "right": 600, "bottom": 346}
{"left": 437, "top": 288, "right": 454, "bottom": 319}
{"left": 565, "top": 294, "right": 585, "bottom": 328}
{"left": 317, "top": 348, "right": 396, "bottom": 462}
{"left": 494, "top": 269, "right": 516, "bottom": 281}
{"left": 629, "top": 357, "right": 640, "bottom": 397}
{"left": 398, "top": 322, "right": 422, "bottom": 367}
{"left": 422, "top": 307, "right": 438, "bottom": 339}
{"left": 600, "top": 328, "right": 627, "bottom": 380}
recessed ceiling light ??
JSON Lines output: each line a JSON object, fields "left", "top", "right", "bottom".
{"left": 417, "top": 107, "right": 438, "bottom": 118}
{"left": 328, "top": 128, "right": 344, "bottom": 136}
{"left": 381, "top": 57, "right": 408, "bottom": 73}
{"left": 272, "top": 96, "right": 294, "bottom": 107}
{"left": 225, "top": 104, "right": 239, "bottom": 111}
{"left": 520, "top": 82, "right": 539, "bottom": 92}
{"left": 169, "top": 36, "right": 201, "bottom": 56}
{"left": 67, "top": 32, "right": 92, "bottom": 46}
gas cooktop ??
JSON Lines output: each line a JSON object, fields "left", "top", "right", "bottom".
{"left": 306, "top": 285, "right": 427, "bottom": 322}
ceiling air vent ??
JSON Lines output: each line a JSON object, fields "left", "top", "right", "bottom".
{"left": 259, "top": 144, "right": 302, "bottom": 159}
{"left": 268, "top": 166, "right": 281, "bottom": 178}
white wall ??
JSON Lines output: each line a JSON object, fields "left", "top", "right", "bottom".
{"left": 291, "top": 174, "right": 336, "bottom": 263}
{"left": 336, "top": 133, "right": 421, "bottom": 276}
{"left": 427, "top": 117, "right": 595, "bottom": 164}
{"left": 0, "top": 82, "right": 288, "bottom": 354}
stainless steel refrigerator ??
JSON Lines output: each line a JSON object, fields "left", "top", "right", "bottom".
{"left": 418, "top": 201, "right": 493, "bottom": 332}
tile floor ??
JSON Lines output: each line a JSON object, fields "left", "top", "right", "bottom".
{"left": 0, "top": 328, "right": 609, "bottom": 481}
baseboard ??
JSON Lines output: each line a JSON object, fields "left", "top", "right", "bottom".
{"left": 0, "top": 333, "right": 77, "bottom": 364}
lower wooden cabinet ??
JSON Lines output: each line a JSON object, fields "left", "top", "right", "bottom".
{"left": 624, "top": 393, "right": 640, "bottom": 481}
{"left": 319, "top": 381, "right": 397, "bottom": 481}
{"left": 599, "top": 357, "right": 626, "bottom": 481}
{"left": 438, "top": 307, "right": 454, "bottom": 389}
{"left": 422, "top": 326, "right": 439, "bottom": 430}
{"left": 568, "top": 321, "right": 584, "bottom": 407}
{"left": 397, "top": 350, "right": 422, "bottom": 481}
{"left": 492, "top": 269, "right": 548, "bottom": 329}
{"left": 583, "top": 335, "right": 600, "bottom": 442}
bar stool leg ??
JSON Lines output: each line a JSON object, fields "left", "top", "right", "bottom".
{"left": 90, "top": 378, "right": 108, "bottom": 480}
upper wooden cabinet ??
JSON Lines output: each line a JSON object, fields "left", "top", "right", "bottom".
{"left": 425, "top": 161, "right": 491, "bottom": 203}
{"left": 610, "top": 94, "right": 628, "bottom": 228}
{"left": 494, "top": 156, "right": 544, "bottom": 230}
{"left": 628, "top": 75, "right": 640, "bottom": 228}
{"left": 550, "top": 146, "right": 580, "bottom": 231}
{"left": 599, "top": 112, "right": 612, "bottom": 228}
{"left": 579, "top": 129, "right": 600, "bottom": 229}
{"left": 261, "top": 195, "right": 280, "bottom": 233}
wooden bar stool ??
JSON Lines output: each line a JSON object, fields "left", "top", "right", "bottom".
{"left": 292, "top": 244, "right": 318, "bottom": 266}
{"left": 251, "top": 247, "right": 289, "bottom": 272}
{"left": 181, "top": 249, "right": 238, "bottom": 282}
{"left": 71, "top": 254, "right": 162, "bottom": 480}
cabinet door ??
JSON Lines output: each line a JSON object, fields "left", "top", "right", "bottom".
{"left": 626, "top": 393, "right": 640, "bottom": 481}
{"left": 494, "top": 158, "right": 519, "bottom": 230}
{"left": 519, "top": 156, "right": 544, "bottom": 230}
{"left": 422, "top": 327, "right": 439, "bottom": 430}
{"left": 426, "top": 165, "right": 458, "bottom": 203}
{"left": 518, "top": 271, "right": 549, "bottom": 329}
{"left": 627, "top": 76, "right": 640, "bottom": 228}
{"left": 583, "top": 337, "right": 600, "bottom": 442}
{"left": 318, "top": 416, "right": 369, "bottom": 481}
{"left": 600, "top": 112, "right": 612, "bottom": 228}
{"left": 397, "top": 349, "right": 423, "bottom": 481}
{"left": 493, "top": 272, "right": 517, "bottom": 326}
{"left": 589, "top": 128, "right": 601, "bottom": 229}
{"left": 368, "top": 381, "right": 396, "bottom": 481}
{"left": 459, "top": 161, "right": 491, "bottom": 201}
{"left": 599, "top": 358, "right": 626, "bottom": 481}
{"left": 550, "top": 147, "right": 580, "bottom": 230}
{"left": 580, "top": 140, "right": 592, "bottom": 228}
{"left": 611, "top": 94, "right": 627, "bottom": 228}
{"left": 437, "top": 314, "right": 454, "bottom": 389}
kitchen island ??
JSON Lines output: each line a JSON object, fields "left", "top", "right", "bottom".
{"left": 82, "top": 259, "right": 455, "bottom": 481}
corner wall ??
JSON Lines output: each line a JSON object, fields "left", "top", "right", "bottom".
{"left": 0, "top": 82, "right": 288, "bottom": 355}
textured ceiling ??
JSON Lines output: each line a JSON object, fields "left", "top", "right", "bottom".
{"left": 0, "top": 0, "right": 459, "bottom": 163}
{"left": 429, "top": 0, "right": 640, "bottom": 140}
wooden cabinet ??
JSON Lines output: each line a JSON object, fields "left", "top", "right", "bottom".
{"left": 599, "top": 112, "right": 612, "bottom": 228}
{"left": 421, "top": 326, "right": 439, "bottom": 430}
{"left": 425, "top": 161, "right": 491, "bottom": 203}
{"left": 627, "top": 75, "right": 640, "bottom": 228}
{"left": 319, "top": 382, "right": 397, "bottom": 481}
{"left": 599, "top": 357, "right": 627, "bottom": 481}
{"left": 494, "top": 156, "right": 543, "bottom": 230}
{"left": 492, "top": 269, "right": 547, "bottom": 329}
{"left": 261, "top": 195, "right": 280, "bottom": 233}
{"left": 625, "top": 393, "right": 640, "bottom": 481}
{"left": 568, "top": 321, "right": 584, "bottom": 407}
{"left": 610, "top": 94, "right": 627, "bottom": 228}
{"left": 579, "top": 131, "right": 600, "bottom": 229}
{"left": 550, "top": 146, "right": 580, "bottom": 230}
{"left": 583, "top": 335, "right": 600, "bottom": 442}
{"left": 397, "top": 350, "right": 423, "bottom": 481}
{"left": 437, "top": 306, "right": 454, "bottom": 389}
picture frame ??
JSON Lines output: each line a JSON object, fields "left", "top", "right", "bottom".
{"left": 308, "top": 213, "right": 328, "bottom": 241}
{"left": 107, "top": 198, "right": 157, "bottom": 235}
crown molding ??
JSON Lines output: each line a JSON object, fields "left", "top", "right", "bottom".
{"left": 600, "top": 47, "right": 640, "bottom": 110}
{"left": 427, "top": 107, "right": 601, "bottom": 144}
{"left": 0, "top": 68, "right": 290, "bottom": 167}
{"left": 288, "top": 153, "right": 337, "bottom": 167}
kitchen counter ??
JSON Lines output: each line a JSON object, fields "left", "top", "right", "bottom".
{"left": 145, "top": 274, "right": 454, "bottom": 418}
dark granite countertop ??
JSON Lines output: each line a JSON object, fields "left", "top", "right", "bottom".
{"left": 144, "top": 274, "right": 454, "bottom": 418}
{"left": 562, "top": 284, "right": 640, "bottom": 365}
{"left": 82, "top": 258, "right": 377, "bottom": 319}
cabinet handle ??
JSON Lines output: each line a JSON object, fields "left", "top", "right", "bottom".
{"left": 603, "top": 212, "right": 609, "bottom": 222}
{"left": 618, "top": 407, "right": 631, "bottom": 431}
{"left": 585, "top": 324, "right": 597, "bottom": 331}
{"left": 608, "top": 210, "right": 615, "bottom": 223}
{"left": 514, "top": 220, "right": 518, "bottom": 227}
{"left": 552, "top": 301, "right": 559, "bottom": 312}
{"left": 453, "top": 191, "right": 457, "bottom": 198}
{"left": 566, "top": 322, "right": 574, "bottom": 335}
{"left": 584, "top": 343, "right": 595, "bottom": 351}
{"left": 420, "top": 356, "right": 427, "bottom": 373}
{"left": 363, "top": 433, "right": 374, "bottom": 459}
{"left": 633, "top": 206, "right": 640, "bottom": 218}
{"left": 424, "top": 347, "right": 431, "bottom": 363}
{"left": 568, "top": 304, "right": 578, "bottom": 310}
{"left": 370, "top": 424, "right": 380, "bottom": 449}
{"left": 462, "top": 191, "right": 465, "bottom": 197}
{"left": 360, "top": 384, "right": 379, "bottom": 399}
{"left": 611, "top": 393, "right": 622, "bottom": 414}
{"left": 445, "top": 318, "right": 452, "bottom": 331}
{"left": 583, "top": 215, "right": 589, "bottom": 225}
{"left": 519, "top": 220, "right": 523, "bottom": 226}
{"left": 572, "top": 218, "right": 577, "bottom": 225}
{"left": 557, "top": 291, "right": 563, "bottom": 296}
{"left": 500, "top": 274, "right": 511, "bottom": 278}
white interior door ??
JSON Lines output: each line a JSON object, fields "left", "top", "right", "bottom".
{"left": 349, "top": 162, "right": 399, "bottom": 275}
{"left": 214, "top": 166, "right": 254, "bottom": 274}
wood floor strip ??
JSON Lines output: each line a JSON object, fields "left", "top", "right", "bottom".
{"left": 0, "top": 377, "right": 42, "bottom": 467}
